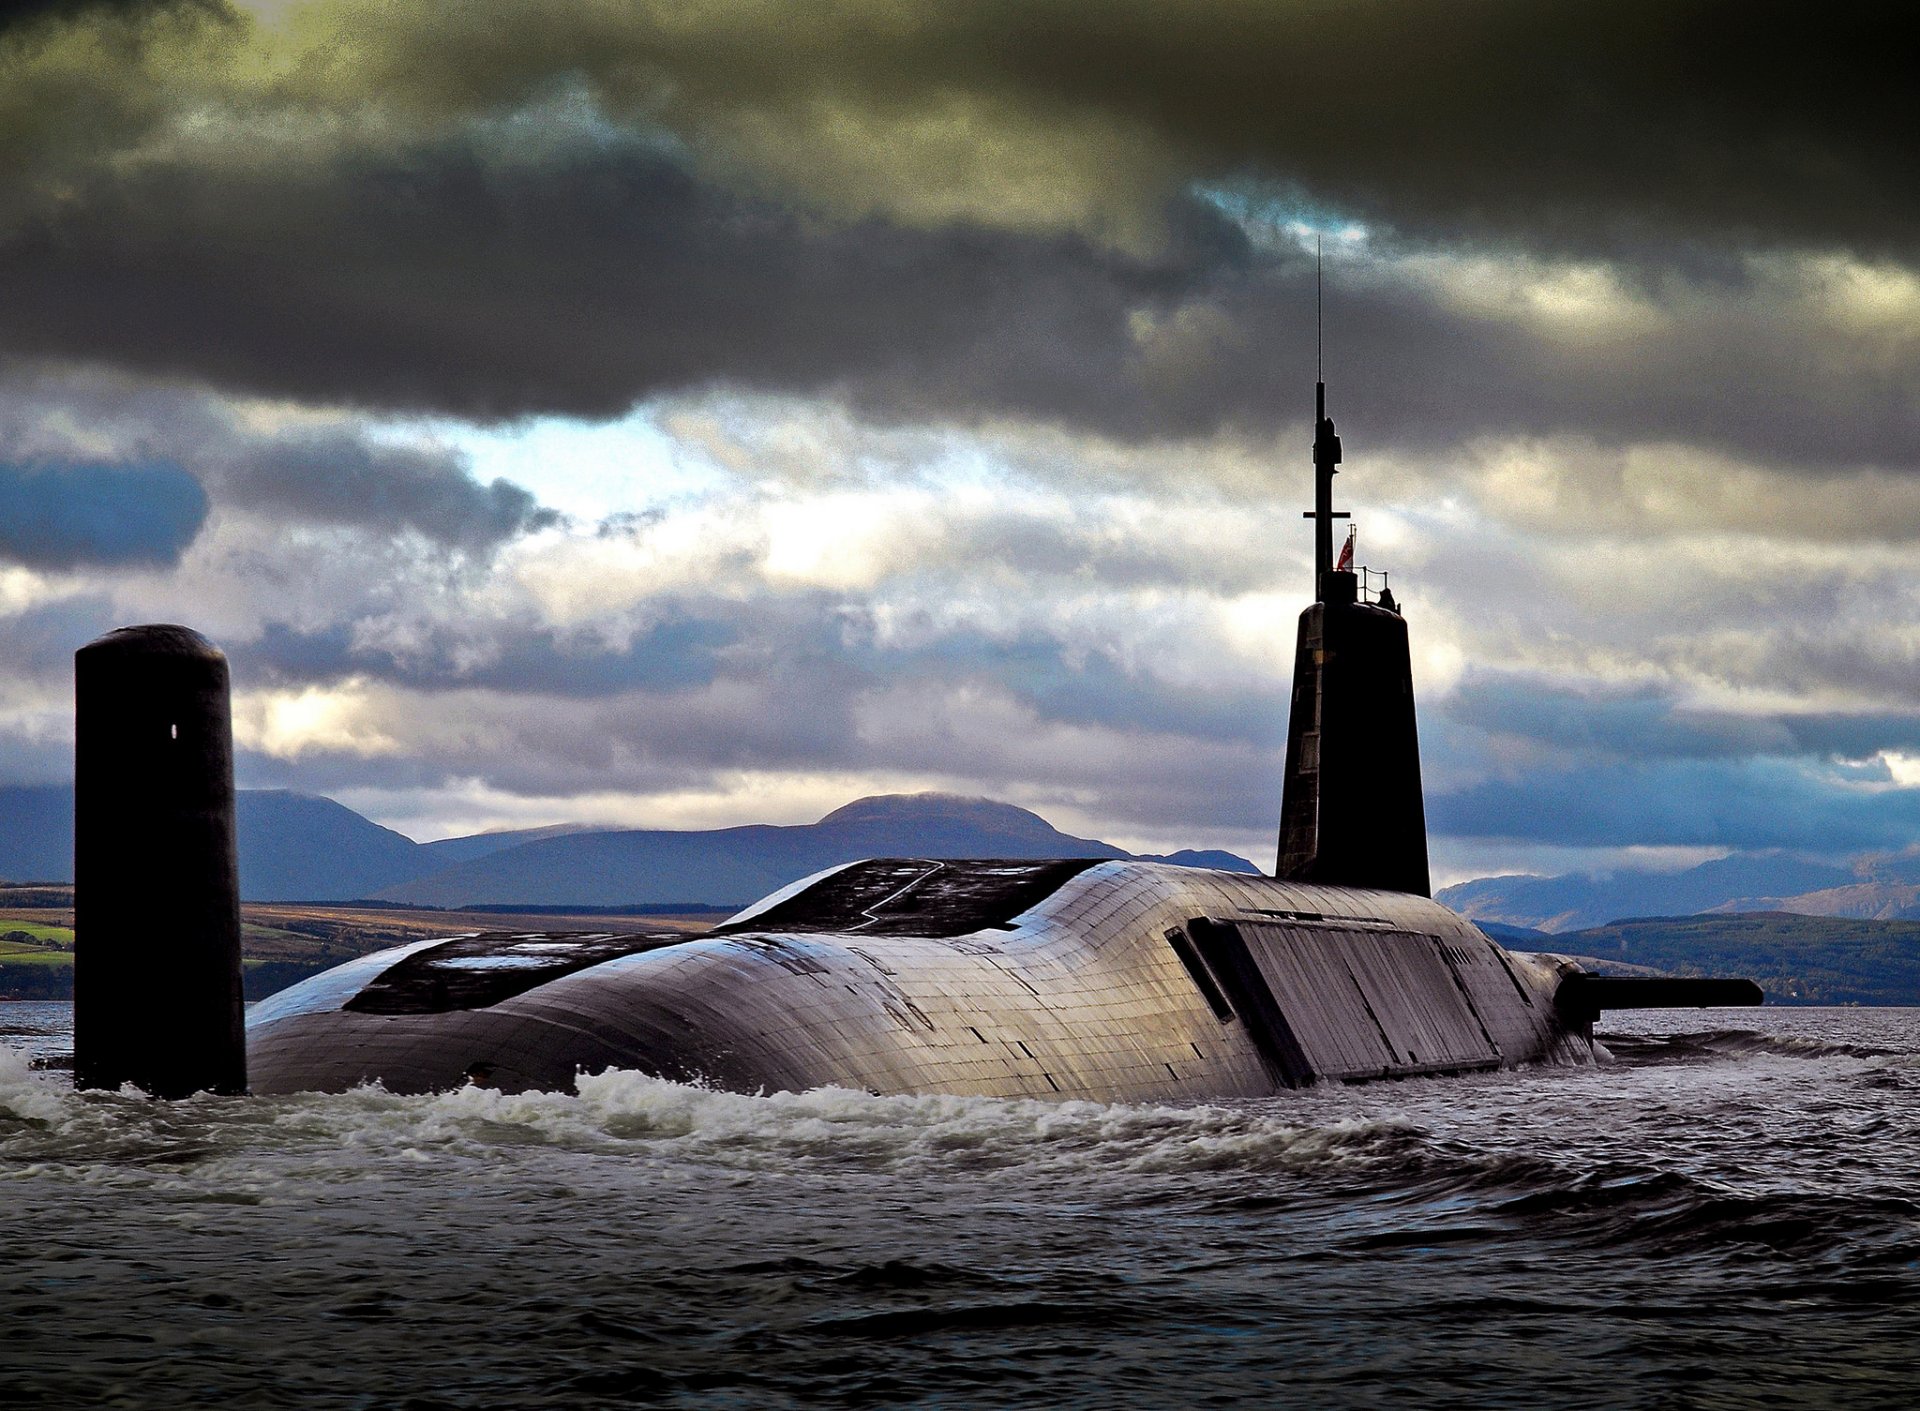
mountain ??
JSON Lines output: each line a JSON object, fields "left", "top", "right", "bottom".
{"left": 418, "top": 822, "right": 611, "bottom": 867}
{"left": 1439, "top": 852, "right": 1857, "bottom": 933}
{"left": 0, "top": 785, "right": 433, "bottom": 900}
{"left": 1138, "top": 848, "right": 1263, "bottom": 872}
{"left": 1706, "top": 880, "right": 1920, "bottom": 922}
{"left": 1471, "top": 920, "right": 1551, "bottom": 946}
{"left": 376, "top": 792, "right": 1260, "bottom": 908}
{"left": 814, "top": 793, "right": 1121, "bottom": 850}
{"left": 235, "top": 791, "right": 430, "bottom": 900}
{"left": 1, "top": 785, "right": 1258, "bottom": 906}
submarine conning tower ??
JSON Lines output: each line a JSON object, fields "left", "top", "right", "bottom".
{"left": 1275, "top": 381, "right": 1431, "bottom": 896}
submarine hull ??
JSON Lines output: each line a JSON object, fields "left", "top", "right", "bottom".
{"left": 247, "top": 860, "right": 1593, "bottom": 1098}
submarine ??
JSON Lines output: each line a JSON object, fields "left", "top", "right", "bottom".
{"left": 71, "top": 376, "right": 1762, "bottom": 1101}
{"left": 234, "top": 376, "right": 1761, "bottom": 1098}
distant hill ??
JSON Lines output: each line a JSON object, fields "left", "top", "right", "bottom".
{"left": 0, "top": 785, "right": 70, "bottom": 883}
{"left": 0, "top": 785, "right": 434, "bottom": 901}
{"left": 1139, "top": 848, "right": 1262, "bottom": 872}
{"left": 1471, "top": 919, "right": 1551, "bottom": 946}
{"left": 418, "top": 822, "right": 611, "bottom": 867}
{"left": 0, "top": 785, "right": 1257, "bottom": 907}
{"left": 1506, "top": 912, "right": 1920, "bottom": 1006}
{"left": 1439, "top": 852, "right": 1857, "bottom": 933}
{"left": 235, "top": 791, "right": 430, "bottom": 900}
{"left": 1707, "top": 880, "right": 1920, "bottom": 922}
{"left": 375, "top": 792, "right": 1260, "bottom": 908}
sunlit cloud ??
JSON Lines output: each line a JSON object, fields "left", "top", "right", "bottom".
{"left": 239, "top": 681, "right": 404, "bottom": 760}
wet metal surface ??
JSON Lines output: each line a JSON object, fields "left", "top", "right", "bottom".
{"left": 710, "top": 858, "right": 1102, "bottom": 938}
{"left": 247, "top": 861, "right": 1593, "bottom": 1099}
{"left": 345, "top": 932, "right": 692, "bottom": 1015}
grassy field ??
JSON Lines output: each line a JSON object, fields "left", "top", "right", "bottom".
{"left": 0, "top": 911, "right": 74, "bottom": 989}
{"left": 0, "top": 936, "right": 73, "bottom": 966}
{"left": 0, "top": 921, "right": 73, "bottom": 945}
{"left": 0, "top": 911, "right": 75, "bottom": 996}
{"left": 0, "top": 889, "right": 717, "bottom": 1000}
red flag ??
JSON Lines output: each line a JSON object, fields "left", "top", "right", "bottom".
{"left": 1335, "top": 528, "right": 1355, "bottom": 572}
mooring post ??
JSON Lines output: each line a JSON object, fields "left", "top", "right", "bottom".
{"left": 73, "top": 625, "right": 246, "bottom": 1096}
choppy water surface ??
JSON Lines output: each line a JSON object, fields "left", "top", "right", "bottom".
{"left": 4, "top": 1005, "right": 1917, "bottom": 1409}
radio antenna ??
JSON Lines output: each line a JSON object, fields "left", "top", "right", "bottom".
{"left": 1305, "top": 231, "right": 1345, "bottom": 597}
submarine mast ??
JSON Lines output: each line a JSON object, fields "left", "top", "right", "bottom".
{"left": 1308, "top": 380, "right": 1350, "bottom": 598}
{"left": 1308, "top": 243, "right": 1348, "bottom": 597}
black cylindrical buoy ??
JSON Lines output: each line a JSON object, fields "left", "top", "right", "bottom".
{"left": 74, "top": 625, "right": 246, "bottom": 1096}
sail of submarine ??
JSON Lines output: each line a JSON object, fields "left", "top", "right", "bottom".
{"left": 245, "top": 380, "right": 1762, "bottom": 1098}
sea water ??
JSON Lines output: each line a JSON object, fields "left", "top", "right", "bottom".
{"left": 3, "top": 1004, "right": 1916, "bottom": 1409}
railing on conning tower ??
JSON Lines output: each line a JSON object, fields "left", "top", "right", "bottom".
{"left": 1357, "top": 566, "right": 1391, "bottom": 606}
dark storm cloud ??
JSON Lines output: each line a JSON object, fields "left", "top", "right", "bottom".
{"left": 0, "top": 367, "right": 560, "bottom": 551}
{"left": 1429, "top": 757, "right": 1920, "bottom": 854}
{"left": 0, "top": 592, "right": 120, "bottom": 670}
{"left": 1, "top": 1, "right": 1914, "bottom": 464}
{"left": 1439, "top": 678, "right": 1798, "bottom": 763}
{"left": 962, "top": 1, "right": 1913, "bottom": 259}
{"left": 1779, "top": 715, "right": 1920, "bottom": 761}
{"left": 1439, "top": 672, "right": 1920, "bottom": 770}
{"left": 1426, "top": 671, "right": 1920, "bottom": 852}
{"left": 1244, "top": 267, "right": 1920, "bottom": 475}
{"left": 1706, "top": 631, "right": 1920, "bottom": 712}
{"left": 5, "top": 130, "right": 1914, "bottom": 471}
{"left": 287, "top": 0, "right": 1916, "bottom": 261}
{"left": 0, "top": 458, "right": 208, "bottom": 567}
{"left": 212, "top": 431, "right": 558, "bottom": 548}
{"left": 0, "top": 0, "right": 213, "bottom": 36}
{"left": 0, "top": 136, "right": 1228, "bottom": 428}
{"left": 240, "top": 614, "right": 736, "bottom": 696}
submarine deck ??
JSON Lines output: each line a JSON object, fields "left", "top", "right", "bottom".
{"left": 246, "top": 860, "right": 1595, "bottom": 1099}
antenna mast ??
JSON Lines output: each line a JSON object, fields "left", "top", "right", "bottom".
{"left": 1304, "top": 234, "right": 1345, "bottom": 599}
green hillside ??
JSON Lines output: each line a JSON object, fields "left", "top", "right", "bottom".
{"left": 0, "top": 925, "right": 76, "bottom": 998}
{"left": 1516, "top": 911, "right": 1920, "bottom": 1005}
{"left": 0, "top": 921, "right": 335, "bottom": 1001}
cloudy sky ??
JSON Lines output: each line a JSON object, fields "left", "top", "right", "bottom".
{"left": 2, "top": 1, "right": 1915, "bottom": 879}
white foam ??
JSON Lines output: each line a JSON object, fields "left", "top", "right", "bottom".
{"left": 2, "top": 1049, "right": 1425, "bottom": 1188}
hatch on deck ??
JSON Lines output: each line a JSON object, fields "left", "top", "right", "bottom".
{"left": 345, "top": 931, "right": 692, "bottom": 1015}
{"left": 712, "top": 858, "right": 1103, "bottom": 938}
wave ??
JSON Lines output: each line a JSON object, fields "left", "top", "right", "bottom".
{"left": 1601, "top": 1027, "right": 1906, "bottom": 1063}
{"left": 2, "top": 1050, "right": 1435, "bottom": 1185}
{"left": 9, "top": 1042, "right": 1916, "bottom": 1273}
